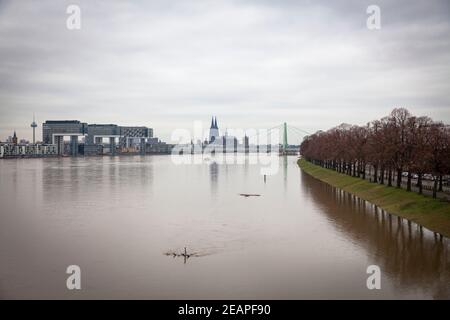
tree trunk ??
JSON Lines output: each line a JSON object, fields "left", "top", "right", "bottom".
{"left": 418, "top": 174, "right": 423, "bottom": 194}
{"left": 396, "top": 169, "right": 402, "bottom": 188}
{"left": 407, "top": 172, "right": 412, "bottom": 192}
{"left": 433, "top": 177, "right": 438, "bottom": 199}
{"left": 362, "top": 163, "right": 366, "bottom": 180}
{"left": 388, "top": 169, "right": 392, "bottom": 187}
{"left": 373, "top": 165, "right": 378, "bottom": 183}
{"left": 380, "top": 168, "right": 385, "bottom": 185}
{"left": 439, "top": 175, "right": 443, "bottom": 192}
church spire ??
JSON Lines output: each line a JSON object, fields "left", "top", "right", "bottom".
{"left": 210, "top": 116, "right": 215, "bottom": 129}
{"left": 12, "top": 130, "right": 18, "bottom": 144}
{"left": 214, "top": 117, "right": 218, "bottom": 129}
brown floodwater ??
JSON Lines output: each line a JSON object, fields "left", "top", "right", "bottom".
{"left": 0, "top": 155, "right": 448, "bottom": 299}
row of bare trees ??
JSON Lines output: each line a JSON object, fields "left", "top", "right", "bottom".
{"left": 300, "top": 108, "right": 450, "bottom": 198}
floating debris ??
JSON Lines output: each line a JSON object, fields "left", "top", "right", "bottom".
{"left": 239, "top": 193, "right": 261, "bottom": 197}
{"left": 164, "top": 247, "right": 210, "bottom": 263}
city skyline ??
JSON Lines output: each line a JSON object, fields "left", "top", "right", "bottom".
{"left": 1, "top": 0, "right": 450, "bottom": 142}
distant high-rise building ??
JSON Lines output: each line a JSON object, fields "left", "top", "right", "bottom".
{"left": 209, "top": 116, "right": 219, "bottom": 143}
{"left": 244, "top": 134, "right": 249, "bottom": 152}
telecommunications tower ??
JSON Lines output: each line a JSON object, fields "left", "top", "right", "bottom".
{"left": 30, "top": 114, "right": 37, "bottom": 144}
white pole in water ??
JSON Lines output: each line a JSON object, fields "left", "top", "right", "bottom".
{"left": 184, "top": 247, "right": 187, "bottom": 256}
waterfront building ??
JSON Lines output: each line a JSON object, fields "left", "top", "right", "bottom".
{"left": 221, "top": 132, "right": 238, "bottom": 153}
{"left": 42, "top": 144, "right": 57, "bottom": 156}
{"left": 81, "top": 143, "right": 103, "bottom": 156}
{"left": 85, "top": 124, "right": 121, "bottom": 156}
{"left": 42, "top": 120, "right": 87, "bottom": 156}
{"left": 0, "top": 142, "right": 58, "bottom": 158}
{"left": 42, "top": 120, "right": 155, "bottom": 156}
{"left": 145, "top": 141, "right": 174, "bottom": 154}
{"left": 118, "top": 126, "right": 153, "bottom": 154}
{"left": 147, "top": 137, "right": 159, "bottom": 145}
{"left": 0, "top": 119, "right": 167, "bottom": 158}
{"left": 244, "top": 134, "right": 249, "bottom": 153}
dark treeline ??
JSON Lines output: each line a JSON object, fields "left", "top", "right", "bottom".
{"left": 300, "top": 108, "right": 450, "bottom": 198}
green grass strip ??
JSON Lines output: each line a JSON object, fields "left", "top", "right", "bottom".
{"left": 298, "top": 158, "right": 450, "bottom": 238}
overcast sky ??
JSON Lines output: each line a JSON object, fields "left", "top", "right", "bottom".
{"left": 0, "top": 0, "right": 449, "bottom": 143}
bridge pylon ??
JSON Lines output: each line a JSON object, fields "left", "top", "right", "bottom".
{"left": 282, "top": 122, "right": 288, "bottom": 154}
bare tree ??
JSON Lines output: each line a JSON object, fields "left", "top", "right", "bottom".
{"left": 300, "top": 108, "right": 450, "bottom": 198}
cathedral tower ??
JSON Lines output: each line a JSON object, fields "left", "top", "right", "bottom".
{"left": 209, "top": 116, "right": 219, "bottom": 143}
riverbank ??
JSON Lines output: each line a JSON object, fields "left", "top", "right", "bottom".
{"left": 298, "top": 158, "right": 450, "bottom": 238}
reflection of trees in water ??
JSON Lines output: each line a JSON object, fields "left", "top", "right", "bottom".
{"left": 300, "top": 172, "right": 450, "bottom": 299}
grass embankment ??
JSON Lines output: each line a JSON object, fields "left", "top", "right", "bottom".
{"left": 298, "top": 158, "right": 450, "bottom": 238}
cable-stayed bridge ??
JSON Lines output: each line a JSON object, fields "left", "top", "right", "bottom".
{"left": 245, "top": 123, "right": 311, "bottom": 155}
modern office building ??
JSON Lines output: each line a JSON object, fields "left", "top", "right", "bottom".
{"left": 85, "top": 124, "right": 120, "bottom": 144}
{"left": 42, "top": 120, "right": 88, "bottom": 156}
{"left": 119, "top": 126, "right": 153, "bottom": 152}
{"left": 244, "top": 134, "right": 249, "bottom": 153}
{"left": 145, "top": 141, "right": 173, "bottom": 154}
{"left": 222, "top": 134, "right": 238, "bottom": 153}
{"left": 42, "top": 120, "right": 153, "bottom": 156}
{"left": 85, "top": 124, "right": 121, "bottom": 155}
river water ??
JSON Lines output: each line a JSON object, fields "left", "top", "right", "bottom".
{"left": 0, "top": 155, "right": 448, "bottom": 299}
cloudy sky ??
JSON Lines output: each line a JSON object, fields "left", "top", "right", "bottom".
{"left": 0, "top": 0, "right": 449, "bottom": 143}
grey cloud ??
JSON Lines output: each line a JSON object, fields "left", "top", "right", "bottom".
{"left": 0, "top": 0, "right": 449, "bottom": 142}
